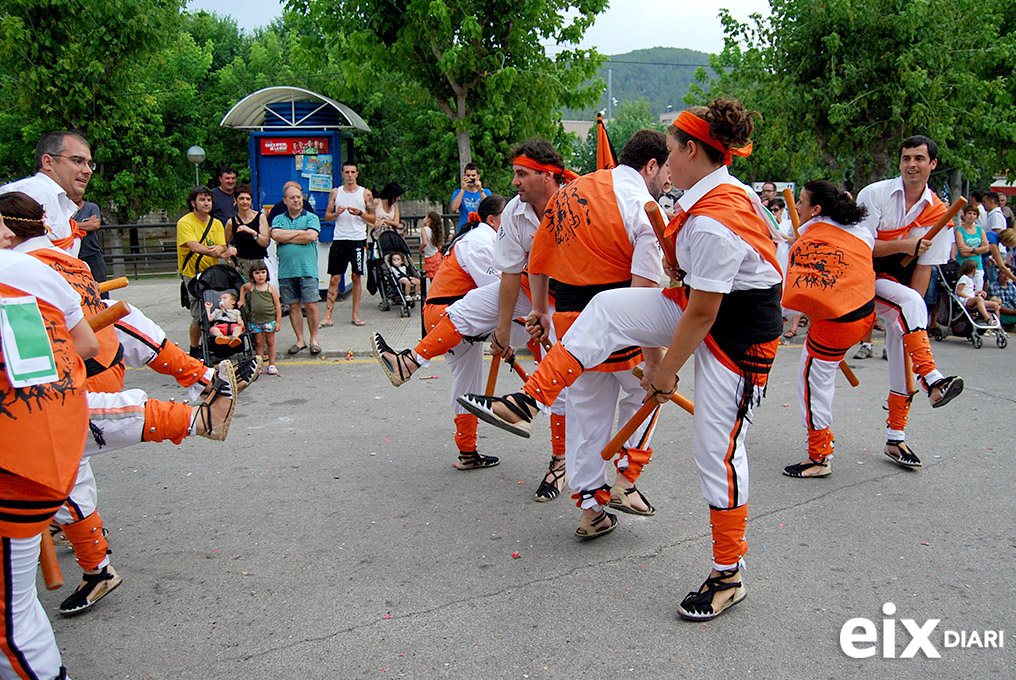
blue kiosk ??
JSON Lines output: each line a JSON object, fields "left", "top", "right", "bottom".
{"left": 220, "top": 86, "right": 370, "bottom": 292}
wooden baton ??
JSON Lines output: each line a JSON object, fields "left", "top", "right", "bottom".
{"left": 783, "top": 189, "right": 858, "bottom": 386}
{"left": 506, "top": 355, "right": 529, "bottom": 382}
{"left": 97, "top": 276, "right": 129, "bottom": 293}
{"left": 645, "top": 202, "right": 678, "bottom": 268}
{"left": 782, "top": 188, "right": 801, "bottom": 238}
{"left": 484, "top": 355, "right": 501, "bottom": 396}
{"left": 899, "top": 197, "right": 967, "bottom": 267}
{"left": 600, "top": 399, "right": 659, "bottom": 461}
{"left": 632, "top": 366, "right": 695, "bottom": 414}
{"left": 40, "top": 531, "right": 63, "bottom": 590}
{"left": 88, "top": 300, "right": 130, "bottom": 332}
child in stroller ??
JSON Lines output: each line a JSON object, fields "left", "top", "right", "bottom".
{"left": 206, "top": 292, "right": 244, "bottom": 347}
{"left": 389, "top": 252, "right": 420, "bottom": 301}
{"left": 932, "top": 259, "right": 1007, "bottom": 349}
{"left": 955, "top": 259, "right": 1001, "bottom": 325}
{"left": 369, "top": 229, "right": 420, "bottom": 317}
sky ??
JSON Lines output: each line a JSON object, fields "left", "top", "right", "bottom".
{"left": 187, "top": 0, "right": 772, "bottom": 55}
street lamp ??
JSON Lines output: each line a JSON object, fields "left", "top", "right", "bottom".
{"left": 186, "top": 146, "right": 206, "bottom": 186}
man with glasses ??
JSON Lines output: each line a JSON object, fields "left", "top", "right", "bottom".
{"left": 2, "top": 130, "right": 95, "bottom": 256}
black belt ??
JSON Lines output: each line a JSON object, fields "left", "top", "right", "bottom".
{"left": 830, "top": 299, "right": 876, "bottom": 323}
{"left": 425, "top": 295, "right": 466, "bottom": 307}
{"left": 553, "top": 279, "right": 632, "bottom": 313}
{"left": 84, "top": 343, "right": 125, "bottom": 378}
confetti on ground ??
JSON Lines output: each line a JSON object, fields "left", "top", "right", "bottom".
{"left": 778, "top": 522, "right": 784, "bottom": 527}
{"left": 420, "top": 375, "right": 439, "bottom": 380}
{"left": 511, "top": 551, "right": 521, "bottom": 559}
{"left": 781, "top": 404, "right": 789, "bottom": 407}
{"left": 518, "top": 480, "right": 524, "bottom": 485}
{"left": 921, "top": 542, "right": 929, "bottom": 546}
{"left": 933, "top": 455, "right": 941, "bottom": 459}
{"left": 346, "top": 351, "right": 353, "bottom": 360}
{"left": 383, "top": 614, "right": 392, "bottom": 619}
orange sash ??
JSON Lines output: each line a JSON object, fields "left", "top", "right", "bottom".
{"left": 425, "top": 248, "right": 476, "bottom": 302}
{"left": 28, "top": 247, "right": 124, "bottom": 388}
{"left": 0, "top": 281, "right": 89, "bottom": 497}
{"left": 875, "top": 193, "right": 946, "bottom": 241}
{"left": 783, "top": 222, "right": 875, "bottom": 320}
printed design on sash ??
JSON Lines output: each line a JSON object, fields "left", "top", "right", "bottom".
{"left": 0, "top": 314, "right": 77, "bottom": 421}
{"left": 544, "top": 183, "right": 590, "bottom": 246}
{"left": 788, "top": 242, "right": 850, "bottom": 293}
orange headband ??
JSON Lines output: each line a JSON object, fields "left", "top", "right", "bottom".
{"left": 673, "top": 111, "right": 752, "bottom": 166}
{"left": 513, "top": 155, "right": 579, "bottom": 182}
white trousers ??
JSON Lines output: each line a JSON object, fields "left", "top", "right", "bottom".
{"left": 797, "top": 350, "right": 839, "bottom": 433}
{"left": 0, "top": 536, "right": 64, "bottom": 680}
{"left": 112, "top": 301, "right": 212, "bottom": 402}
{"left": 874, "top": 278, "right": 944, "bottom": 439}
{"left": 443, "top": 280, "right": 566, "bottom": 416}
{"left": 561, "top": 288, "right": 756, "bottom": 510}
{"left": 565, "top": 369, "right": 658, "bottom": 508}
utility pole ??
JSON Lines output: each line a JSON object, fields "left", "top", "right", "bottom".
{"left": 607, "top": 68, "right": 613, "bottom": 120}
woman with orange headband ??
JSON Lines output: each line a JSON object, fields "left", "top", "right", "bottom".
{"left": 455, "top": 98, "right": 782, "bottom": 620}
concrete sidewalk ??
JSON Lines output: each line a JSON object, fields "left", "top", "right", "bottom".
{"left": 116, "top": 277, "right": 427, "bottom": 360}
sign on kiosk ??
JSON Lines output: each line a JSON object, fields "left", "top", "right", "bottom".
{"left": 259, "top": 138, "right": 330, "bottom": 156}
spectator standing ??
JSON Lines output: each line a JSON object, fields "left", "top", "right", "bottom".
{"left": 271, "top": 184, "right": 322, "bottom": 355}
{"left": 210, "top": 166, "right": 239, "bottom": 227}
{"left": 982, "top": 191, "right": 1014, "bottom": 286}
{"left": 450, "top": 162, "right": 491, "bottom": 231}
{"left": 657, "top": 178, "right": 682, "bottom": 219}
{"left": 177, "top": 185, "right": 235, "bottom": 358}
{"left": 759, "top": 180, "right": 778, "bottom": 207}
{"left": 419, "top": 210, "right": 444, "bottom": 279}
{"left": 970, "top": 190, "right": 988, "bottom": 230}
{"left": 322, "top": 161, "right": 375, "bottom": 327}
{"left": 73, "top": 198, "right": 106, "bottom": 291}
{"left": 225, "top": 183, "right": 270, "bottom": 276}
{"left": 955, "top": 204, "right": 988, "bottom": 292}
{"left": 1, "top": 130, "right": 93, "bottom": 254}
{"left": 999, "top": 192, "right": 1014, "bottom": 228}
{"left": 240, "top": 261, "right": 283, "bottom": 375}
{"left": 371, "top": 182, "right": 404, "bottom": 241}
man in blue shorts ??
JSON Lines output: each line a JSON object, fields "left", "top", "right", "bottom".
{"left": 271, "top": 184, "right": 322, "bottom": 354}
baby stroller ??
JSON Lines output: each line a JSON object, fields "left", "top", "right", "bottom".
{"left": 367, "top": 229, "right": 419, "bottom": 318}
{"left": 931, "top": 261, "right": 1007, "bottom": 349}
{"left": 188, "top": 264, "right": 258, "bottom": 365}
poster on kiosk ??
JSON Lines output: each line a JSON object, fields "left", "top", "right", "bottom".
{"left": 250, "top": 130, "right": 353, "bottom": 294}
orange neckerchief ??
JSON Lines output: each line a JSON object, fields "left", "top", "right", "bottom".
{"left": 875, "top": 193, "right": 946, "bottom": 241}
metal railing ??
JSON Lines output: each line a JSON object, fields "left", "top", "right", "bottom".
{"left": 95, "top": 213, "right": 458, "bottom": 277}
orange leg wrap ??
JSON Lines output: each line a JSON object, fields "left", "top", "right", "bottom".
{"left": 60, "top": 512, "right": 109, "bottom": 571}
{"left": 616, "top": 446, "right": 653, "bottom": 483}
{"left": 523, "top": 343, "right": 584, "bottom": 407}
{"left": 142, "top": 399, "right": 192, "bottom": 444}
{"left": 549, "top": 414, "right": 566, "bottom": 457}
{"left": 453, "top": 413, "right": 478, "bottom": 452}
{"left": 807, "top": 427, "right": 834, "bottom": 462}
{"left": 886, "top": 392, "right": 913, "bottom": 433}
{"left": 414, "top": 313, "right": 463, "bottom": 360}
{"left": 710, "top": 505, "right": 748, "bottom": 568}
{"left": 902, "top": 329, "right": 936, "bottom": 381}
{"left": 151, "top": 341, "right": 212, "bottom": 388}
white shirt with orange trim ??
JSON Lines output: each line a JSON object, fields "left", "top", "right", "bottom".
{"left": 0, "top": 249, "right": 84, "bottom": 328}
{"left": 452, "top": 223, "right": 500, "bottom": 288}
{"left": 610, "top": 164, "right": 665, "bottom": 284}
{"left": 1, "top": 172, "right": 79, "bottom": 253}
{"left": 855, "top": 177, "right": 951, "bottom": 266}
{"left": 492, "top": 195, "right": 541, "bottom": 274}
{"left": 675, "top": 166, "right": 782, "bottom": 294}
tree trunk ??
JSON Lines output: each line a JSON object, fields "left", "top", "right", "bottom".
{"left": 453, "top": 91, "right": 472, "bottom": 173}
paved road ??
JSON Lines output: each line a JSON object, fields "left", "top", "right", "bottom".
{"left": 46, "top": 282, "right": 1012, "bottom": 678}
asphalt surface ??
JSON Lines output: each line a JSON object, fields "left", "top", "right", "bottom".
{"left": 43, "top": 279, "right": 1012, "bottom": 679}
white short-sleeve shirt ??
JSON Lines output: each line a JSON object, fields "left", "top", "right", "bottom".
{"left": 453, "top": 223, "right": 500, "bottom": 288}
{"left": 855, "top": 177, "right": 951, "bottom": 266}
{"left": 0, "top": 249, "right": 84, "bottom": 329}
{"left": 492, "top": 195, "right": 542, "bottom": 274}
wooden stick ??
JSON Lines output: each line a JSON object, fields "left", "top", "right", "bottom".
{"left": 97, "top": 276, "right": 128, "bottom": 293}
{"left": 783, "top": 191, "right": 858, "bottom": 386}
{"left": 88, "top": 300, "right": 130, "bottom": 332}
{"left": 484, "top": 355, "right": 501, "bottom": 396}
{"left": 600, "top": 399, "right": 658, "bottom": 461}
{"left": 782, "top": 187, "right": 801, "bottom": 238}
{"left": 904, "top": 350, "right": 917, "bottom": 396}
{"left": 631, "top": 367, "right": 695, "bottom": 414}
{"left": 900, "top": 197, "right": 967, "bottom": 267}
{"left": 506, "top": 355, "right": 529, "bottom": 382}
{"left": 39, "top": 531, "right": 63, "bottom": 591}
{"left": 645, "top": 202, "right": 678, "bottom": 268}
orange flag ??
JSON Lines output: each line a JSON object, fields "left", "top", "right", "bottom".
{"left": 595, "top": 114, "right": 617, "bottom": 170}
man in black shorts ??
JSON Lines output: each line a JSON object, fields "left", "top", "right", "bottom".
{"left": 322, "top": 161, "right": 375, "bottom": 326}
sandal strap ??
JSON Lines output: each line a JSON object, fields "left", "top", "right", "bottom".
{"left": 682, "top": 569, "right": 742, "bottom": 612}
{"left": 497, "top": 392, "right": 537, "bottom": 423}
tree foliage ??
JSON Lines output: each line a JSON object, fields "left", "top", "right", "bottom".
{"left": 289, "top": 0, "right": 608, "bottom": 188}
{"left": 689, "top": 0, "right": 1016, "bottom": 193}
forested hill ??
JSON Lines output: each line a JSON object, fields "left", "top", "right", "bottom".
{"left": 565, "top": 46, "right": 715, "bottom": 118}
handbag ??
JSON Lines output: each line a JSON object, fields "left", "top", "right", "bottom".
{"left": 179, "top": 216, "right": 215, "bottom": 308}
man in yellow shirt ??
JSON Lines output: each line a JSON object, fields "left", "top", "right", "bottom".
{"left": 177, "top": 185, "right": 235, "bottom": 357}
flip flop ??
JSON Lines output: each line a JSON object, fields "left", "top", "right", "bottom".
{"left": 310, "top": 344, "right": 322, "bottom": 355}
{"left": 351, "top": 319, "right": 366, "bottom": 326}
{"left": 319, "top": 321, "right": 334, "bottom": 328}
{"left": 287, "top": 344, "right": 307, "bottom": 355}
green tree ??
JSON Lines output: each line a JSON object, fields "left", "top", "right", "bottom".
{"left": 573, "top": 100, "right": 665, "bottom": 175}
{"left": 289, "top": 0, "right": 608, "bottom": 177}
{"left": 690, "top": 0, "right": 1016, "bottom": 193}
{"left": 0, "top": 0, "right": 186, "bottom": 222}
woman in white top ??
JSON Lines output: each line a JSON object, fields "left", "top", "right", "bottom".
{"left": 371, "top": 182, "right": 403, "bottom": 241}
